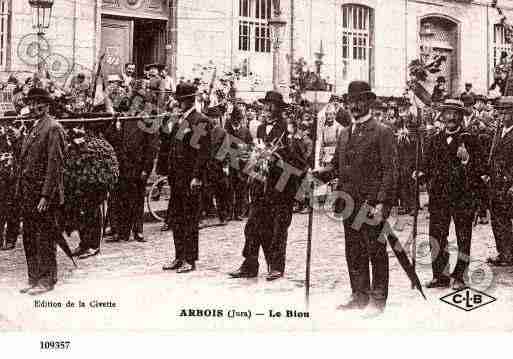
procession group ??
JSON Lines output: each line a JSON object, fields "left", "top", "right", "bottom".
{"left": 1, "top": 60, "right": 512, "bottom": 318}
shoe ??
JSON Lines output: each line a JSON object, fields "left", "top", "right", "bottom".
{"left": 27, "top": 284, "right": 54, "bottom": 296}
{"left": 106, "top": 234, "right": 121, "bottom": 243}
{"left": 160, "top": 224, "right": 171, "bottom": 232}
{"left": 78, "top": 248, "right": 100, "bottom": 259}
{"left": 104, "top": 227, "right": 112, "bottom": 236}
{"left": 452, "top": 279, "right": 466, "bottom": 290}
{"left": 71, "top": 246, "right": 87, "bottom": 257}
{"left": 231, "top": 215, "right": 243, "bottom": 221}
{"left": 218, "top": 219, "right": 228, "bottom": 226}
{"left": 336, "top": 298, "right": 369, "bottom": 311}
{"left": 361, "top": 304, "right": 385, "bottom": 319}
{"left": 425, "top": 278, "right": 450, "bottom": 288}
{"left": 20, "top": 284, "right": 37, "bottom": 294}
{"left": 134, "top": 234, "right": 146, "bottom": 242}
{"left": 228, "top": 266, "right": 258, "bottom": 278}
{"left": 176, "top": 262, "right": 196, "bottom": 273}
{"left": 163, "top": 259, "right": 183, "bottom": 271}
{"left": 266, "top": 270, "right": 283, "bottom": 281}
{"left": 0, "top": 243, "right": 15, "bottom": 251}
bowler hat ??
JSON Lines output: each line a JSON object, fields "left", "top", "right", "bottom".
{"left": 436, "top": 99, "right": 471, "bottom": 116}
{"left": 258, "top": 91, "right": 287, "bottom": 107}
{"left": 347, "top": 81, "right": 376, "bottom": 102}
{"left": 204, "top": 106, "right": 224, "bottom": 118}
{"left": 495, "top": 96, "right": 513, "bottom": 110}
{"left": 175, "top": 83, "right": 199, "bottom": 101}
{"left": 26, "top": 88, "right": 53, "bottom": 104}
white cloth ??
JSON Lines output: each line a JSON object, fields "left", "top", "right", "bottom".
{"left": 502, "top": 125, "right": 513, "bottom": 139}
{"left": 351, "top": 113, "right": 372, "bottom": 134}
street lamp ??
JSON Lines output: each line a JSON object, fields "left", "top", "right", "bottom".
{"left": 269, "top": 5, "right": 287, "bottom": 93}
{"left": 29, "top": 0, "right": 54, "bottom": 35}
{"left": 28, "top": 0, "right": 54, "bottom": 74}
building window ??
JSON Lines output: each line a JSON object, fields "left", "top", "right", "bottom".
{"left": 341, "top": 4, "right": 374, "bottom": 83}
{"left": 238, "top": 0, "right": 271, "bottom": 53}
{"left": 0, "top": 0, "right": 9, "bottom": 70}
{"left": 493, "top": 23, "right": 511, "bottom": 67}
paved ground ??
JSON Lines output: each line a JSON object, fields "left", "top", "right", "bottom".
{"left": 1, "top": 199, "right": 513, "bottom": 332}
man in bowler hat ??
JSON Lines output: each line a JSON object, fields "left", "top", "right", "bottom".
{"left": 316, "top": 81, "right": 397, "bottom": 317}
{"left": 161, "top": 83, "right": 211, "bottom": 273}
{"left": 16, "top": 88, "right": 66, "bottom": 295}
{"left": 229, "top": 91, "right": 308, "bottom": 281}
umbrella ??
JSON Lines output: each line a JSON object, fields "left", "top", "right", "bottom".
{"left": 53, "top": 215, "right": 78, "bottom": 268}
{"left": 385, "top": 225, "right": 427, "bottom": 300}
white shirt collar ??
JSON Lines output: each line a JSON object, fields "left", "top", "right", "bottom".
{"left": 352, "top": 113, "right": 372, "bottom": 125}
{"left": 502, "top": 125, "right": 513, "bottom": 137}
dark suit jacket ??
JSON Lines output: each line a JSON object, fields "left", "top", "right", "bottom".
{"left": 489, "top": 127, "right": 513, "bottom": 200}
{"left": 105, "top": 118, "right": 159, "bottom": 180}
{"left": 422, "top": 128, "right": 485, "bottom": 209}
{"left": 330, "top": 117, "right": 397, "bottom": 206}
{"left": 16, "top": 115, "right": 66, "bottom": 207}
{"left": 167, "top": 109, "right": 211, "bottom": 192}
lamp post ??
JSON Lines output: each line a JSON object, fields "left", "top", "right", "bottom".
{"left": 28, "top": 0, "right": 54, "bottom": 74}
{"left": 303, "top": 49, "right": 331, "bottom": 309}
{"left": 269, "top": 2, "right": 287, "bottom": 94}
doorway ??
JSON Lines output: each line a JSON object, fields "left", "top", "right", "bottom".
{"left": 133, "top": 19, "right": 167, "bottom": 76}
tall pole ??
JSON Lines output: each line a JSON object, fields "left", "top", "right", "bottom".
{"left": 270, "top": 2, "right": 286, "bottom": 94}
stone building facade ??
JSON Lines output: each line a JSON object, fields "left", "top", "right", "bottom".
{"left": 1, "top": 0, "right": 513, "bottom": 98}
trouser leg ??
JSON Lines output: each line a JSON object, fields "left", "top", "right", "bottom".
{"left": 22, "top": 214, "right": 39, "bottom": 286}
{"left": 268, "top": 204, "right": 293, "bottom": 273}
{"left": 490, "top": 199, "right": 512, "bottom": 260}
{"left": 452, "top": 207, "right": 474, "bottom": 281}
{"left": 343, "top": 218, "right": 370, "bottom": 302}
{"left": 428, "top": 206, "right": 451, "bottom": 280}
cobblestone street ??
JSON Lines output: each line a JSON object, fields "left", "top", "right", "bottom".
{"left": 1, "top": 202, "right": 513, "bottom": 332}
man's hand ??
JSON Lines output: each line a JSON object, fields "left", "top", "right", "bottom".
{"left": 481, "top": 175, "right": 491, "bottom": 184}
{"left": 457, "top": 143, "right": 470, "bottom": 164}
{"left": 190, "top": 178, "right": 202, "bottom": 191}
{"left": 141, "top": 171, "right": 149, "bottom": 181}
{"left": 37, "top": 197, "right": 48, "bottom": 213}
{"left": 508, "top": 185, "right": 513, "bottom": 197}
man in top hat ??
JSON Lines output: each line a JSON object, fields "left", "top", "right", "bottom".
{"left": 161, "top": 83, "right": 211, "bottom": 273}
{"left": 415, "top": 99, "right": 485, "bottom": 289}
{"left": 483, "top": 96, "right": 513, "bottom": 266}
{"left": 229, "top": 91, "right": 308, "bottom": 281}
{"left": 16, "top": 88, "right": 66, "bottom": 295}
{"left": 315, "top": 80, "right": 397, "bottom": 318}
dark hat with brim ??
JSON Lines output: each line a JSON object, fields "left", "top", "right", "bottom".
{"left": 495, "top": 96, "right": 513, "bottom": 110}
{"left": 204, "top": 106, "right": 224, "bottom": 118}
{"left": 436, "top": 99, "right": 471, "bottom": 116}
{"left": 174, "top": 83, "right": 199, "bottom": 101}
{"left": 144, "top": 63, "right": 165, "bottom": 72}
{"left": 258, "top": 91, "right": 287, "bottom": 108}
{"left": 26, "top": 88, "right": 53, "bottom": 104}
{"left": 347, "top": 81, "right": 376, "bottom": 102}
{"left": 474, "top": 94, "right": 487, "bottom": 102}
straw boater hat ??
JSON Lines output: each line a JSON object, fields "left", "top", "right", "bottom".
{"left": 436, "top": 99, "right": 472, "bottom": 116}
{"left": 107, "top": 74, "right": 123, "bottom": 83}
{"left": 494, "top": 96, "right": 513, "bottom": 110}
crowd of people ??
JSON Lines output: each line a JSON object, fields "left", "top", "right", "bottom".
{"left": 1, "top": 60, "right": 512, "bottom": 318}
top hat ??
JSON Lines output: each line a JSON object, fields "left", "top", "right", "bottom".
{"left": 347, "top": 81, "right": 376, "bottom": 102}
{"left": 436, "top": 99, "right": 471, "bottom": 116}
{"left": 174, "top": 83, "right": 199, "bottom": 101}
{"left": 26, "top": 88, "right": 53, "bottom": 104}
{"left": 495, "top": 96, "right": 513, "bottom": 110}
{"left": 258, "top": 91, "right": 287, "bottom": 108}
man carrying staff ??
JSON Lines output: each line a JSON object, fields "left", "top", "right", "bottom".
{"left": 416, "top": 99, "right": 485, "bottom": 290}
{"left": 16, "top": 88, "right": 66, "bottom": 295}
{"left": 316, "top": 81, "right": 397, "bottom": 318}
{"left": 162, "top": 83, "right": 211, "bottom": 273}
